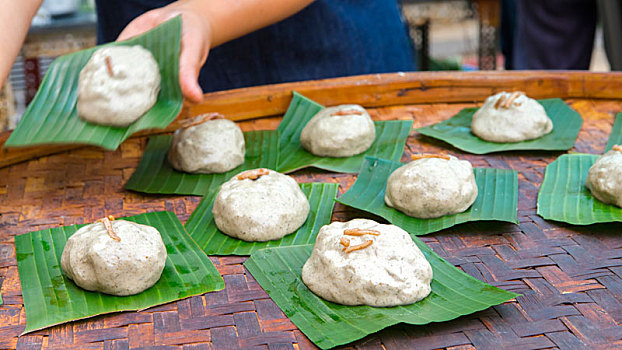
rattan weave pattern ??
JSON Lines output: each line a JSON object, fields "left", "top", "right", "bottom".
{"left": 0, "top": 100, "right": 620, "bottom": 349}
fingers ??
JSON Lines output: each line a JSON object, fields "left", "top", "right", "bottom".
{"left": 180, "top": 69, "right": 204, "bottom": 104}
{"left": 179, "top": 44, "right": 204, "bottom": 104}
{"left": 117, "top": 14, "right": 157, "bottom": 42}
{"left": 178, "top": 20, "right": 209, "bottom": 103}
{"left": 115, "top": 8, "right": 208, "bottom": 103}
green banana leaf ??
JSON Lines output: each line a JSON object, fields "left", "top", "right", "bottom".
{"left": 336, "top": 157, "right": 518, "bottom": 236}
{"left": 537, "top": 153, "right": 622, "bottom": 224}
{"left": 125, "top": 130, "right": 279, "bottom": 196}
{"left": 604, "top": 113, "right": 622, "bottom": 152}
{"left": 5, "top": 16, "right": 182, "bottom": 151}
{"left": 416, "top": 99, "right": 582, "bottom": 154}
{"left": 185, "top": 183, "right": 338, "bottom": 255}
{"left": 245, "top": 243, "right": 518, "bottom": 349}
{"left": 15, "top": 211, "right": 224, "bottom": 334}
{"left": 277, "top": 92, "right": 412, "bottom": 173}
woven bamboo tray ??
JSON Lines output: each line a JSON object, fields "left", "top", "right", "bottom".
{"left": 0, "top": 71, "right": 621, "bottom": 349}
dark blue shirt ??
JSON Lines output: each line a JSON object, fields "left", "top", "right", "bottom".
{"left": 95, "top": 0, "right": 416, "bottom": 92}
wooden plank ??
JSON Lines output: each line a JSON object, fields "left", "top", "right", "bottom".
{"left": 1, "top": 71, "right": 621, "bottom": 169}
{"left": 189, "top": 71, "right": 622, "bottom": 120}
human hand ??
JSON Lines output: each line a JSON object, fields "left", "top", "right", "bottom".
{"left": 117, "top": 3, "right": 212, "bottom": 103}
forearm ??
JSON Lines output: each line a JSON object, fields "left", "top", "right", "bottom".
{"left": 117, "top": 0, "right": 316, "bottom": 101}
{"left": 0, "top": 0, "right": 43, "bottom": 86}
{"left": 173, "top": 0, "right": 316, "bottom": 47}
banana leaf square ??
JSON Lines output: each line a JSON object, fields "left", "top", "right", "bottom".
{"left": 185, "top": 183, "right": 339, "bottom": 255}
{"left": 125, "top": 130, "right": 279, "bottom": 196}
{"left": 416, "top": 98, "right": 582, "bottom": 155}
{"left": 15, "top": 211, "right": 224, "bottom": 334}
{"left": 245, "top": 244, "right": 518, "bottom": 349}
{"left": 277, "top": 92, "right": 413, "bottom": 173}
{"left": 6, "top": 16, "right": 182, "bottom": 150}
{"left": 336, "top": 157, "right": 518, "bottom": 236}
{"left": 537, "top": 153, "right": 622, "bottom": 224}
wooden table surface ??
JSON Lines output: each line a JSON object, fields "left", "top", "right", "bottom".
{"left": 0, "top": 71, "right": 621, "bottom": 349}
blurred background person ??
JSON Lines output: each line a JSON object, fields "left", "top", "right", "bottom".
{"left": 512, "top": 0, "right": 597, "bottom": 70}
{"left": 509, "top": 0, "right": 621, "bottom": 70}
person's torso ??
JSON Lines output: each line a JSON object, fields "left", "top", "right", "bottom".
{"left": 95, "top": 0, "right": 416, "bottom": 92}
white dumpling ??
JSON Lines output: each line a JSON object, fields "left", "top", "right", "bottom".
{"left": 586, "top": 147, "right": 622, "bottom": 207}
{"left": 302, "top": 219, "right": 433, "bottom": 307}
{"left": 78, "top": 45, "right": 160, "bottom": 126}
{"left": 471, "top": 91, "right": 553, "bottom": 143}
{"left": 300, "top": 104, "right": 375, "bottom": 157}
{"left": 61, "top": 218, "right": 167, "bottom": 296}
{"left": 212, "top": 168, "right": 310, "bottom": 241}
{"left": 168, "top": 114, "right": 245, "bottom": 174}
{"left": 385, "top": 154, "right": 478, "bottom": 218}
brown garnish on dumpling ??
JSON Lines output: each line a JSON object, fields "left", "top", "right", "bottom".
{"left": 343, "top": 228, "right": 380, "bottom": 236}
{"left": 411, "top": 153, "right": 451, "bottom": 161}
{"left": 236, "top": 168, "right": 269, "bottom": 181}
{"left": 96, "top": 215, "right": 120, "bottom": 241}
{"left": 181, "top": 113, "right": 225, "bottom": 129}
{"left": 343, "top": 239, "right": 373, "bottom": 253}
{"left": 330, "top": 109, "right": 364, "bottom": 116}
